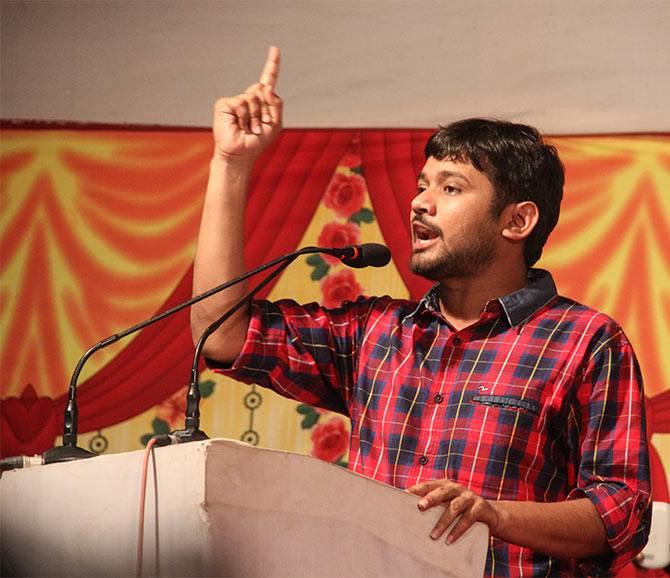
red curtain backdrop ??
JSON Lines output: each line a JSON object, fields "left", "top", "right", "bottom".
{"left": 2, "top": 128, "right": 668, "bottom": 513}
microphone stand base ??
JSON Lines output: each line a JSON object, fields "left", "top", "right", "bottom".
{"left": 43, "top": 444, "right": 96, "bottom": 465}
{"left": 170, "top": 429, "right": 209, "bottom": 444}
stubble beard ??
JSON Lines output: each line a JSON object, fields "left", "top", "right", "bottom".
{"left": 410, "top": 228, "right": 498, "bottom": 281}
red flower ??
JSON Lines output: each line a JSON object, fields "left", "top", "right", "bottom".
{"left": 310, "top": 416, "right": 349, "bottom": 462}
{"left": 156, "top": 386, "right": 188, "bottom": 429}
{"left": 323, "top": 172, "right": 366, "bottom": 218}
{"left": 1, "top": 384, "right": 58, "bottom": 457}
{"left": 317, "top": 222, "right": 362, "bottom": 265}
{"left": 320, "top": 269, "right": 363, "bottom": 308}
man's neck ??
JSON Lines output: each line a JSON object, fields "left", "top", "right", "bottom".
{"left": 437, "top": 263, "right": 528, "bottom": 331}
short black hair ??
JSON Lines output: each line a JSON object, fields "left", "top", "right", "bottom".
{"left": 424, "top": 118, "right": 564, "bottom": 267}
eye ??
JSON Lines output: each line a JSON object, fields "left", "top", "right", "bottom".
{"left": 416, "top": 184, "right": 427, "bottom": 194}
{"left": 443, "top": 185, "right": 461, "bottom": 195}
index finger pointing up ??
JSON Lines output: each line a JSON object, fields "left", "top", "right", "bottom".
{"left": 259, "top": 45, "right": 280, "bottom": 89}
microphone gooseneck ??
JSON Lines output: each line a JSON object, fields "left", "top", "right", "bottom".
{"left": 182, "top": 243, "right": 392, "bottom": 443}
{"left": 44, "top": 244, "right": 391, "bottom": 462}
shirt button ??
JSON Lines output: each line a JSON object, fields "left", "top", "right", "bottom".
{"left": 433, "top": 393, "right": 444, "bottom": 404}
{"left": 452, "top": 336, "right": 462, "bottom": 346}
{"left": 418, "top": 455, "right": 428, "bottom": 465}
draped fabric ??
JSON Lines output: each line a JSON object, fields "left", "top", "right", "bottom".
{"left": 76, "top": 130, "right": 359, "bottom": 432}
{"left": 360, "top": 129, "right": 434, "bottom": 300}
{"left": 1, "top": 128, "right": 358, "bottom": 451}
{"left": 1, "top": 128, "right": 668, "bottom": 519}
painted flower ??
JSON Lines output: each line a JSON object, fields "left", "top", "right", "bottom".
{"left": 338, "top": 138, "right": 362, "bottom": 169}
{"left": 323, "top": 172, "right": 366, "bottom": 219}
{"left": 156, "top": 385, "right": 188, "bottom": 429}
{"left": 310, "top": 416, "right": 349, "bottom": 462}
{"left": 320, "top": 269, "right": 363, "bottom": 308}
{"left": 0, "top": 384, "right": 58, "bottom": 457}
{"left": 317, "top": 222, "right": 362, "bottom": 265}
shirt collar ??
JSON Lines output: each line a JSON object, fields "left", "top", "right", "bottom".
{"left": 414, "top": 268, "right": 558, "bottom": 328}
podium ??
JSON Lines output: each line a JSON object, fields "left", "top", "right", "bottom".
{"left": 1, "top": 438, "right": 488, "bottom": 577}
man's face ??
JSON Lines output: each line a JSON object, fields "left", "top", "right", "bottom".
{"left": 410, "top": 156, "right": 501, "bottom": 280}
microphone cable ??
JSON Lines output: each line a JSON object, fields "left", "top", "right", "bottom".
{"left": 136, "top": 434, "right": 177, "bottom": 578}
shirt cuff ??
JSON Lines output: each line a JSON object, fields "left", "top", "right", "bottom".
{"left": 568, "top": 483, "right": 651, "bottom": 574}
{"left": 205, "top": 301, "right": 273, "bottom": 384}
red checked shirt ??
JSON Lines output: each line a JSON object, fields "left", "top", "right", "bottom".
{"left": 214, "top": 269, "right": 651, "bottom": 577}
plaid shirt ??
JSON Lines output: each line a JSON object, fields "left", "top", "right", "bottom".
{"left": 215, "top": 269, "right": 651, "bottom": 577}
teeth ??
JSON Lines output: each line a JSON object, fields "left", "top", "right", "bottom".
{"left": 413, "top": 221, "right": 440, "bottom": 246}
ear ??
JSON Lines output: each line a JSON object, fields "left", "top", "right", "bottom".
{"left": 501, "top": 201, "right": 539, "bottom": 241}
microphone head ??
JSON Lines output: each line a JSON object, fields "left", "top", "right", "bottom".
{"left": 341, "top": 243, "right": 391, "bottom": 268}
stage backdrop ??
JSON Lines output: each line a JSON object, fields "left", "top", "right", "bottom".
{"left": 1, "top": 127, "right": 669, "bottom": 507}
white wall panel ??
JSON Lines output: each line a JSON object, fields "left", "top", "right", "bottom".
{"left": 1, "top": 0, "right": 668, "bottom": 133}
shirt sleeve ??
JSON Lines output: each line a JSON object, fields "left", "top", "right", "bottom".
{"left": 208, "top": 297, "right": 378, "bottom": 414}
{"left": 568, "top": 321, "right": 652, "bottom": 575}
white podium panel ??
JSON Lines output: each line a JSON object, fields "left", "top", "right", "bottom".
{"left": 1, "top": 438, "right": 487, "bottom": 577}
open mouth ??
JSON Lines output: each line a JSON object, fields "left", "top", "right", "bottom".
{"left": 412, "top": 220, "right": 441, "bottom": 250}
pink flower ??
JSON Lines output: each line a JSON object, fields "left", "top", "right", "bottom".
{"left": 317, "top": 222, "right": 362, "bottom": 266}
{"left": 324, "top": 172, "right": 366, "bottom": 218}
{"left": 320, "top": 269, "right": 363, "bottom": 308}
{"left": 310, "top": 416, "right": 349, "bottom": 462}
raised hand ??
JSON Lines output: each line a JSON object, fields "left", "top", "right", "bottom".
{"left": 212, "top": 46, "right": 283, "bottom": 161}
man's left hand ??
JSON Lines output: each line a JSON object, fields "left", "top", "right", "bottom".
{"left": 406, "top": 479, "right": 501, "bottom": 543}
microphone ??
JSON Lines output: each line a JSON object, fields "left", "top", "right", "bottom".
{"left": 43, "top": 243, "right": 391, "bottom": 462}
{"left": 329, "top": 243, "right": 392, "bottom": 269}
{"left": 178, "top": 243, "right": 391, "bottom": 443}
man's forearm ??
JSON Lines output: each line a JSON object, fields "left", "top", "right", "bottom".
{"left": 191, "top": 157, "right": 254, "bottom": 361}
{"left": 492, "top": 497, "right": 609, "bottom": 560}
{"left": 410, "top": 479, "right": 610, "bottom": 561}
{"left": 191, "top": 47, "right": 282, "bottom": 363}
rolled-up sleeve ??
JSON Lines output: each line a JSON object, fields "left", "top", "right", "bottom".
{"left": 569, "top": 327, "right": 652, "bottom": 575}
{"left": 209, "top": 297, "right": 377, "bottom": 413}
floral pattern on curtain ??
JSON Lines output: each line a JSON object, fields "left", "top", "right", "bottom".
{"left": 2, "top": 129, "right": 668, "bottom": 523}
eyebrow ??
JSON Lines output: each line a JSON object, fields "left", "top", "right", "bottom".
{"left": 418, "top": 170, "right": 472, "bottom": 185}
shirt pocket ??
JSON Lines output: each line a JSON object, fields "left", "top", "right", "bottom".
{"left": 463, "top": 392, "right": 544, "bottom": 497}
{"left": 471, "top": 394, "right": 541, "bottom": 416}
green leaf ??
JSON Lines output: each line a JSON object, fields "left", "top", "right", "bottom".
{"left": 349, "top": 207, "right": 375, "bottom": 225}
{"left": 296, "top": 404, "right": 314, "bottom": 415}
{"left": 301, "top": 412, "right": 320, "bottom": 429}
{"left": 152, "top": 418, "right": 170, "bottom": 435}
{"left": 306, "top": 254, "right": 326, "bottom": 267}
{"left": 199, "top": 379, "right": 216, "bottom": 398}
{"left": 140, "top": 434, "right": 154, "bottom": 447}
{"left": 310, "top": 262, "right": 330, "bottom": 281}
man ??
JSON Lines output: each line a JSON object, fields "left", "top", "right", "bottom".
{"left": 191, "top": 47, "right": 651, "bottom": 576}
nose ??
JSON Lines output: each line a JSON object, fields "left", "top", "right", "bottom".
{"left": 411, "top": 188, "right": 436, "bottom": 217}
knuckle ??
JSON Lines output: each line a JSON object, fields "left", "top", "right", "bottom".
{"left": 214, "top": 97, "right": 233, "bottom": 112}
{"left": 470, "top": 500, "right": 486, "bottom": 517}
{"left": 242, "top": 94, "right": 260, "bottom": 107}
{"left": 244, "top": 82, "right": 262, "bottom": 93}
{"left": 235, "top": 104, "right": 249, "bottom": 118}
